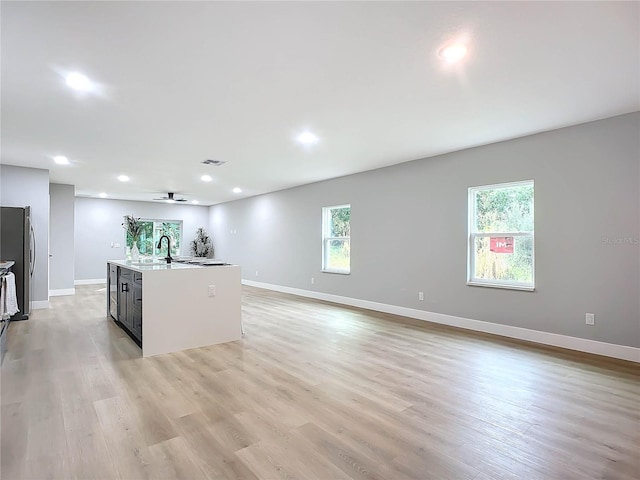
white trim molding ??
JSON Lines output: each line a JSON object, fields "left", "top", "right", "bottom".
{"left": 242, "top": 279, "right": 640, "bottom": 363}
{"left": 32, "top": 300, "right": 50, "bottom": 310}
{"left": 49, "top": 288, "right": 76, "bottom": 297}
{"left": 75, "top": 278, "right": 106, "bottom": 285}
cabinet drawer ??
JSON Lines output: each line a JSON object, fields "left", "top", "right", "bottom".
{"left": 119, "top": 268, "right": 133, "bottom": 280}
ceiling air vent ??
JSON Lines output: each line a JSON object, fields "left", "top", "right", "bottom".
{"left": 202, "top": 159, "right": 226, "bottom": 166}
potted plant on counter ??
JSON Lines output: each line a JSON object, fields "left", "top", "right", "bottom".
{"left": 122, "top": 215, "right": 143, "bottom": 260}
{"left": 191, "top": 227, "right": 213, "bottom": 258}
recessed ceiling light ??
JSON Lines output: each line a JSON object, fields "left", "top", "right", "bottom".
{"left": 233, "top": 187, "right": 242, "bottom": 194}
{"left": 53, "top": 155, "right": 69, "bottom": 165}
{"left": 166, "top": 199, "right": 176, "bottom": 204}
{"left": 201, "top": 175, "right": 212, "bottom": 182}
{"left": 98, "top": 192, "right": 107, "bottom": 198}
{"left": 438, "top": 44, "right": 467, "bottom": 63}
{"left": 117, "top": 175, "right": 129, "bottom": 182}
{"left": 191, "top": 200, "right": 199, "bottom": 205}
{"left": 296, "top": 131, "right": 319, "bottom": 145}
{"left": 65, "top": 72, "right": 93, "bottom": 92}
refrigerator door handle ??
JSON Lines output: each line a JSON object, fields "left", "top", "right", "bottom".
{"left": 30, "top": 224, "right": 36, "bottom": 276}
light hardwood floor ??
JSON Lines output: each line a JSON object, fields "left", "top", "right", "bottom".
{"left": 1, "top": 285, "right": 639, "bottom": 480}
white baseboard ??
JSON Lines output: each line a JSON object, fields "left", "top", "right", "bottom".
{"left": 75, "top": 278, "right": 106, "bottom": 285}
{"left": 49, "top": 288, "right": 76, "bottom": 297}
{"left": 242, "top": 279, "right": 640, "bottom": 363}
{"left": 32, "top": 300, "right": 50, "bottom": 310}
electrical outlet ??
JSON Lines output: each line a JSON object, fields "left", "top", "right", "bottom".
{"left": 418, "top": 292, "right": 424, "bottom": 301}
{"left": 114, "top": 242, "right": 121, "bottom": 248}
{"left": 585, "top": 313, "right": 595, "bottom": 325}
{"left": 255, "top": 270, "right": 259, "bottom": 277}
{"left": 311, "top": 277, "right": 315, "bottom": 284}
{"left": 208, "top": 285, "right": 216, "bottom": 297}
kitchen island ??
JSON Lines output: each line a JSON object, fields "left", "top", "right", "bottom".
{"left": 107, "top": 260, "right": 242, "bottom": 357}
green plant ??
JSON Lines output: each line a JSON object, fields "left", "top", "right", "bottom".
{"left": 191, "top": 227, "right": 213, "bottom": 258}
{"left": 122, "top": 215, "right": 143, "bottom": 242}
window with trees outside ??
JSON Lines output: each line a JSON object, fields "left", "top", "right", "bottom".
{"left": 322, "top": 204, "right": 351, "bottom": 274}
{"left": 125, "top": 219, "right": 183, "bottom": 258}
{"left": 468, "top": 181, "right": 534, "bottom": 290}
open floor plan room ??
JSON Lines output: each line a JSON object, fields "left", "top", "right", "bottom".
{"left": 2, "top": 285, "right": 638, "bottom": 480}
{"left": 1, "top": 3, "right": 639, "bottom": 479}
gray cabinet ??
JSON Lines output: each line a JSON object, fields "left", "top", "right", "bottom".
{"left": 130, "top": 272, "right": 142, "bottom": 340}
{"left": 116, "top": 266, "right": 142, "bottom": 345}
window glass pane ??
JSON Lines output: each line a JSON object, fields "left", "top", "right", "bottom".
{"left": 126, "top": 221, "right": 153, "bottom": 255}
{"left": 126, "top": 219, "right": 182, "bottom": 257}
{"left": 330, "top": 207, "right": 351, "bottom": 237}
{"left": 473, "top": 235, "right": 533, "bottom": 284}
{"left": 326, "top": 239, "right": 350, "bottom": 271}
{"left": 155, "top": 221, "right": 181, "bottom": 256}
{"left": 139, "top": 222, "right": 154, "bottom": 255}
{"left": 475, "top": 184, "right": 533, "bottom": 233}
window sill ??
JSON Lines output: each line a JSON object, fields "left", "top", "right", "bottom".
{"left": 467, "top": 281, "right": 535, "bottom": 292}
{"left": 321, "top": 269, "right": 350, "bottom": 275}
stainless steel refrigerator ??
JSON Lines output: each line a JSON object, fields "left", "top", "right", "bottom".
{"left": 0, "top": 206, "right": 34, "bottom": 320}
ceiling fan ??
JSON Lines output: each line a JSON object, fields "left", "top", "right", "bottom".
{"left": 153, "top": 192, "right": 187, "bottom": 203}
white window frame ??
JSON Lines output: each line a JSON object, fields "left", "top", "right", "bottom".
{"left": 125, "top": 218, "right": 184, "bottom": 258}
{"left": 322, "top": 204, "right": 351, "bottom": 274}
{"left": 467, "top": 180, "right": 535, "bottom": 291}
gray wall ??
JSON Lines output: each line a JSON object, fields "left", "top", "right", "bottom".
{"left": 209, "top": 113, "right": 640, "bottom": 348}
{"left": 0, "top": 165, "right": 50, "bottom": 303}
{"left": 75, "top": 197, "right": 210, "bottom": 280}
{"left": 49, "top": 183, "right": 75, "bottom": 291}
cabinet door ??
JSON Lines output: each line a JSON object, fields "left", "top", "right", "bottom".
{"left": 131, "top": 285, "right": 143, "bottom": 340}
{"left": 117, "top": 276, "right": 128, "bottom": 326}
{"left": 131, "top": 308, "right": 142, "bottom": 340}
{"left": 116, "top": 267, "right": 142, "bottom": 344}
{"left": 118, "top": 268, "right": 134, "bottom": 329}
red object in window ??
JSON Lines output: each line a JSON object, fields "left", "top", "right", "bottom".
{"left": 490, "top": 236, "right": 514, "bottom": 253}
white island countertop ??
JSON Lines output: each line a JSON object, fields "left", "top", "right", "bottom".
{"left": 108, "top": 259, "right": 242, "bottom": 357}
{"left": 108, "top": 258, "right": 233, "bottom": 271}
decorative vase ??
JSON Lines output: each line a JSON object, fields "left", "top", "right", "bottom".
{"left": 131, "top": 242, "right": 140, "bottom": 261}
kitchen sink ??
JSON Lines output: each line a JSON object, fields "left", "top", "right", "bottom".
{"left": 130, "top": 261, "right": 168, "bottom": 266}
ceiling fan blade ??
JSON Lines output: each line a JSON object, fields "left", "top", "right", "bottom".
{"left": 152, "top": 192, "right": 188, "bottom": 202}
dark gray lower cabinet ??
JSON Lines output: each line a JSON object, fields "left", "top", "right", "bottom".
{"left": 130, "top": 277, "right": 142, "bottom": 340}
{"left": 116, "top": 266, "right": 142, "bottom": 345}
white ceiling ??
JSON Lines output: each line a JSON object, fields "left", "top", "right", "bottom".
{"left": 2, "top": 1, "right": 639, "bottom": 206}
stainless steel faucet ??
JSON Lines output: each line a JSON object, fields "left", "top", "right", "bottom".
{"left": 157, "top": 235, "right": 173, "bottom": 263}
